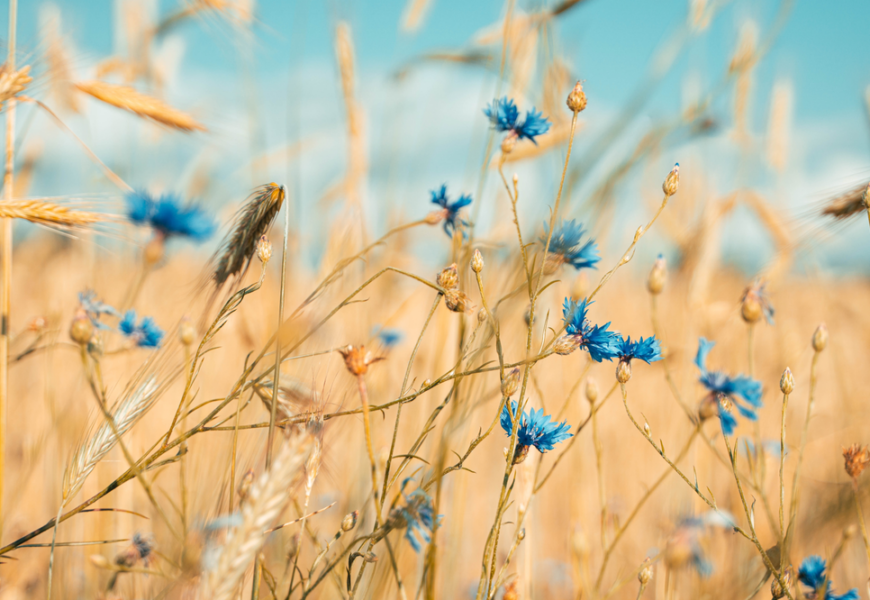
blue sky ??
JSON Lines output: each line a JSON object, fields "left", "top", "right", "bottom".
{"left": 2, "top": 0, "right": 870, "bottom": 273}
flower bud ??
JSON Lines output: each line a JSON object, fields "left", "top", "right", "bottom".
{"left": 585, "top": 379, "right": 599, "bottom": 404}
{"left": 436, "top": 264, "right": 459, "bottom": 290}
{"left": 662, "top": 163, "right": 680, "bottom": 196}
{"left": 512, "top": 444, "right": 530, "bottom": 465}
{"left": 477, "top": 307, "right": 488, "bottom": 324}
{"left": 812, "top": 323, "right": 828, "bottom": 353}
{"left": 843, "top": 444, "right": 869, "bottom": 479}
{"left": 338, "top": 345, "right": 382, "bottom": 376}
{"left": 422, "top": 378, "right": 431, "bottom": 389}
{"left": 87, "top": 333, "right": 104, "bottom": 358}
{"left": 517, "top": 528, "right": 526, "bottom": 541}
{"left": 69, "top": 310, "right": 94, "bottom": 346}
{"left": 741, "top": 294, "right": 763, "bottom": 324}
{"left": 566, "top": 81, "right": 587, "bottom": 113}
{"left": 179, "top": 317, "right": 196, "bottom": 347}
{"left": 523, "top": 305, "right": 533, "bottom": 326}
{"left": 342, "top": 511, "right": 359, "bottom": 532}
{"left": 144, "top": 235, "right": 165, "bottom": 266}
{"left": 425, "top": 210, "right": 446, "bottom": 226}
{"left": 779, "top": 367, "right": 794, "bottom": 395}
{"left": 471, "top": 249, "right": 484, "bottom": 273}
{"left": 554, "top": 335, "right": 580, "bottom": 356}
{"left": 256, "top": 235, "right": 272, "bottom": 264}
{"left": 501, "top": 368, "right": 521, "bottom": 398}
{"left": 771, "top": 567, "right": 792, "bottom": 599}
{"left": 647, "top": 255, "right": 667, "bottom": 295}
{"left": 89, "top": 554, "right": 110, "bottom": 568}
{"left": 501, "top": 132, "right": 517, "bottom": 155}
{"left": 698, "top": 394, "right": 719, "bottom": 421}
{"left": 643, "top": 422, "right": 651, "bottom": 437}
{"left": 638, "top": 560, "right": 653, "bottom": 586}
{"left": 616, "top": 360, "right": 632, "bottom": 384}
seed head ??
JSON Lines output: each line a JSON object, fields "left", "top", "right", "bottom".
{"left": 647, "top": 255, "right": 667, "bottom": 295}
{"left": 337, "top": 345, "right": 383, "bottom": 376}
{"left": 471, "top": 249, "right": 484, "bottom": 273}
{"left": 444, "top": 289, "right": 474, "bottom": 314}
{"left": 780, "top": 367, "right": 794, "bottom": 395}
{"left": 256, "top": 235, "right": 272, "bottom": 264}
{"left": 638, "top": 559, "right": 653, "bottom": 586}
{"left": 585, "top": 378, "right": 599, "bottom": 404}
{"left": 812, "top": 323, "right": 828, "bottom": 353}
{"left": 662, "top": 163, "right": 680, "bottom": 196}
{"left": 436, "top": 263, "right": 459, "bottom": 290}
{"left": 616, "top": 360, "right": 632, "bottom": 384}
{"left": 843, "top": 444, "right": 870, "bottom": 479}
{"left": 566, "top": 81, "right": 587, "bottom": 113}
{"left": 69, "top": 309, "right": 94, "bottom": 346}
{"left": 554, "top": 335, "right": 580, "bottom": 356}
{"left": 0, "top": 64, "right": 32, "bottom": 109}
{"left": 501, "top": 368, "right": 521, "bottom": 398}
{"left": 179, "top": 317, "right": 196, "bottom": 347}
{"left": 342, "top": 511, "right": 359, "bottom": 532}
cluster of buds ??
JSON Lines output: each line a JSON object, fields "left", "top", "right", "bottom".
{"left": 662, "top": 163, "right": 680, "bottom": 196}
{"left": 647, "top": 255, "right": 667, "bottom": 295}
{"left": 337, "top": 345, "right": 383, "bottom": 376}
{"left": 437, "top": 264, "right": 474, "bottom": 314}
{"left": 566, "top": 81, "right": 588, "bottom": 113}
{"left": 843, "top": 444, "right": 870, "bottom": 480}
{"left": 257, "top": 235, "right": 272, "bottom": 264}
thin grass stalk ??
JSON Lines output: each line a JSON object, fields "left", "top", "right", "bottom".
{"left": 0, "top": 0, "right": 17, "bottom": 538}
{"left": 592, "top": 404, "right": 608, "bottom": 550}
{"left": 778, "top": 388, "right": 789, "bottom": 562}
{"left": 267, "top": 194, "right": 291, "bottom": 468}
{"left": 787, "top": 350, "right": 819, "bottom": 551}
{"left": 852, "top": 479, "right": 870, "bottom": 569}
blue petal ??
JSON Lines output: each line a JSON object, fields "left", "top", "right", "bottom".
{"left": 718, "top": 408, "right": 737, "bottom": 436}
{"left": 798, "top": 555, "right": 827, "bottom": 589}
{"left": 484, "top": 97, "right": 519, "bottom": 131}
{"left": 695, "top": 338, "right": 715, "bottom": 372}
{"left": 515, "top": 107, "right": 551, "bottom": 143}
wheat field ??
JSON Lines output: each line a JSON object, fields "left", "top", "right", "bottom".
{"left": 0, "top": 1, "right": 868, "bottom": 599}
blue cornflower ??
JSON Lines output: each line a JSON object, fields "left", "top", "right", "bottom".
{"left": 392, "top": 479, "right": 439, "bottom": 553}
{"left": 695, "top": 338, "right": 763, "bottom": 436}
{"left": 430, "top": 184, "right": 472, "bottom": 238}
{"left": 126, "top": 190, "right": 217, "bottom": 242}
{"left": 798, "top": 555, "right": 859, "bottom": 600}
{"left": 119, "top": 310, "right": 165, "bottom": 348}
{"left": 78, "top": 290, "right": 117, "bottom": 329}
{"left": 666, "top": 511, "right": 734, "bottom": 577}
{"left": 541, "top": 220, "right": 600, "bottom": 271}
{"left": 484, "top": 96, "right": 551, "bottom": 144}
{"left": 615, "top": 335, "right": 662, "bottom": 365}
{"left": 560, "top": 298, "right": 620, "bottom": 362}
{"left": 374, "top": 326, "right": 403, "bottom": 348}
{"left": 500, "top": 400, "right": 572, "bottom": 463}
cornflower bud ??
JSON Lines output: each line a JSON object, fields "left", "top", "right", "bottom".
{"left": 643, "top": 422, "right": 651, "bottom": 437}
{"left": 471, "top": 249, "right": 484, "bottom": 273}
{"left": 638, "top": 560, "right": 653, "bottom": 586}
{"left": 337, "top": 345, "right": 383, "bottom": 376}
{"left": 585, "top": 378, "right": 599, "bottom": 404}
{"left": 69, "top": 309, "right": 94, "bottom": 346}
{"left": 566, "top": 81, "right": 587, "bottom": 113}
{"left": 698, "top": 393, "right": 719, "bottom": 421}
{"left": 812, "top": 323, "right": 828, "bottom": 353}
{"left": 647, "top": 255, "right": 667, "bottom": 295}
{"left": 616, "top": 360, "right": 632, "bottom": 384}
{"left": 477, "top": 307, "right": 488, "bottom": 324}
{"left": 425, "top": 210, "right": 445, "bottom": 226}
{"left": 256, "top": 235, "right": 272, "bottom": 264}
{"left": 144, "top": 235, "right": 165, "bottom": 266}
{"left": 444, "top": 289, "right": 474, "bottom": 314}
{"left": 501, "top": 132, "right": 517, "bottom": 155}
{"left": 436, "top": 264, "right": 459, "bottom": 290}
{"left": 179, "top": 317, "right": 196, "bottom": 347}
{"left": 779, "top": 367, "right": 794, "bottom": 395}
{"left": 422, "top": 378, "right": 432, "bottom": 389}
{"left": 662, "top": 163, "right": 680, "bottom": 196}
{"left": 342, "top": 511, "right": 359, "bottom": 532}
{"left": 554, "top": 335, "right": 580, "bottom": 356}
{"left": 771, "top": 567, "right": 792, "bottom": 599}
{"left": 501, "top": 368, "right": 521, "bottom": 398}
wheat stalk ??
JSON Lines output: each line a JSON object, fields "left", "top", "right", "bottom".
{"left": 74, "top": 80, "right": 206, "bottom": 132}
{"left": 62, "top": 377, "right": 160, "bottom": 503}
{"left": 201, "top": 432, "right": 312, "bottom": 600}
{"left": 0, "top": 199, "right": 104, "bottom": 229}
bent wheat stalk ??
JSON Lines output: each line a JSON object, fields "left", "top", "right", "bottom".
{"left": 75, "top": 80, "right": 206, "bottom": 132}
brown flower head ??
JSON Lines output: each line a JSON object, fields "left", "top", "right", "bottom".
{"left": 843, "top": 444, "right": 870, "bottom": 479}
{"left": 338, "top": 345, "right": 384, "bottom": 376}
